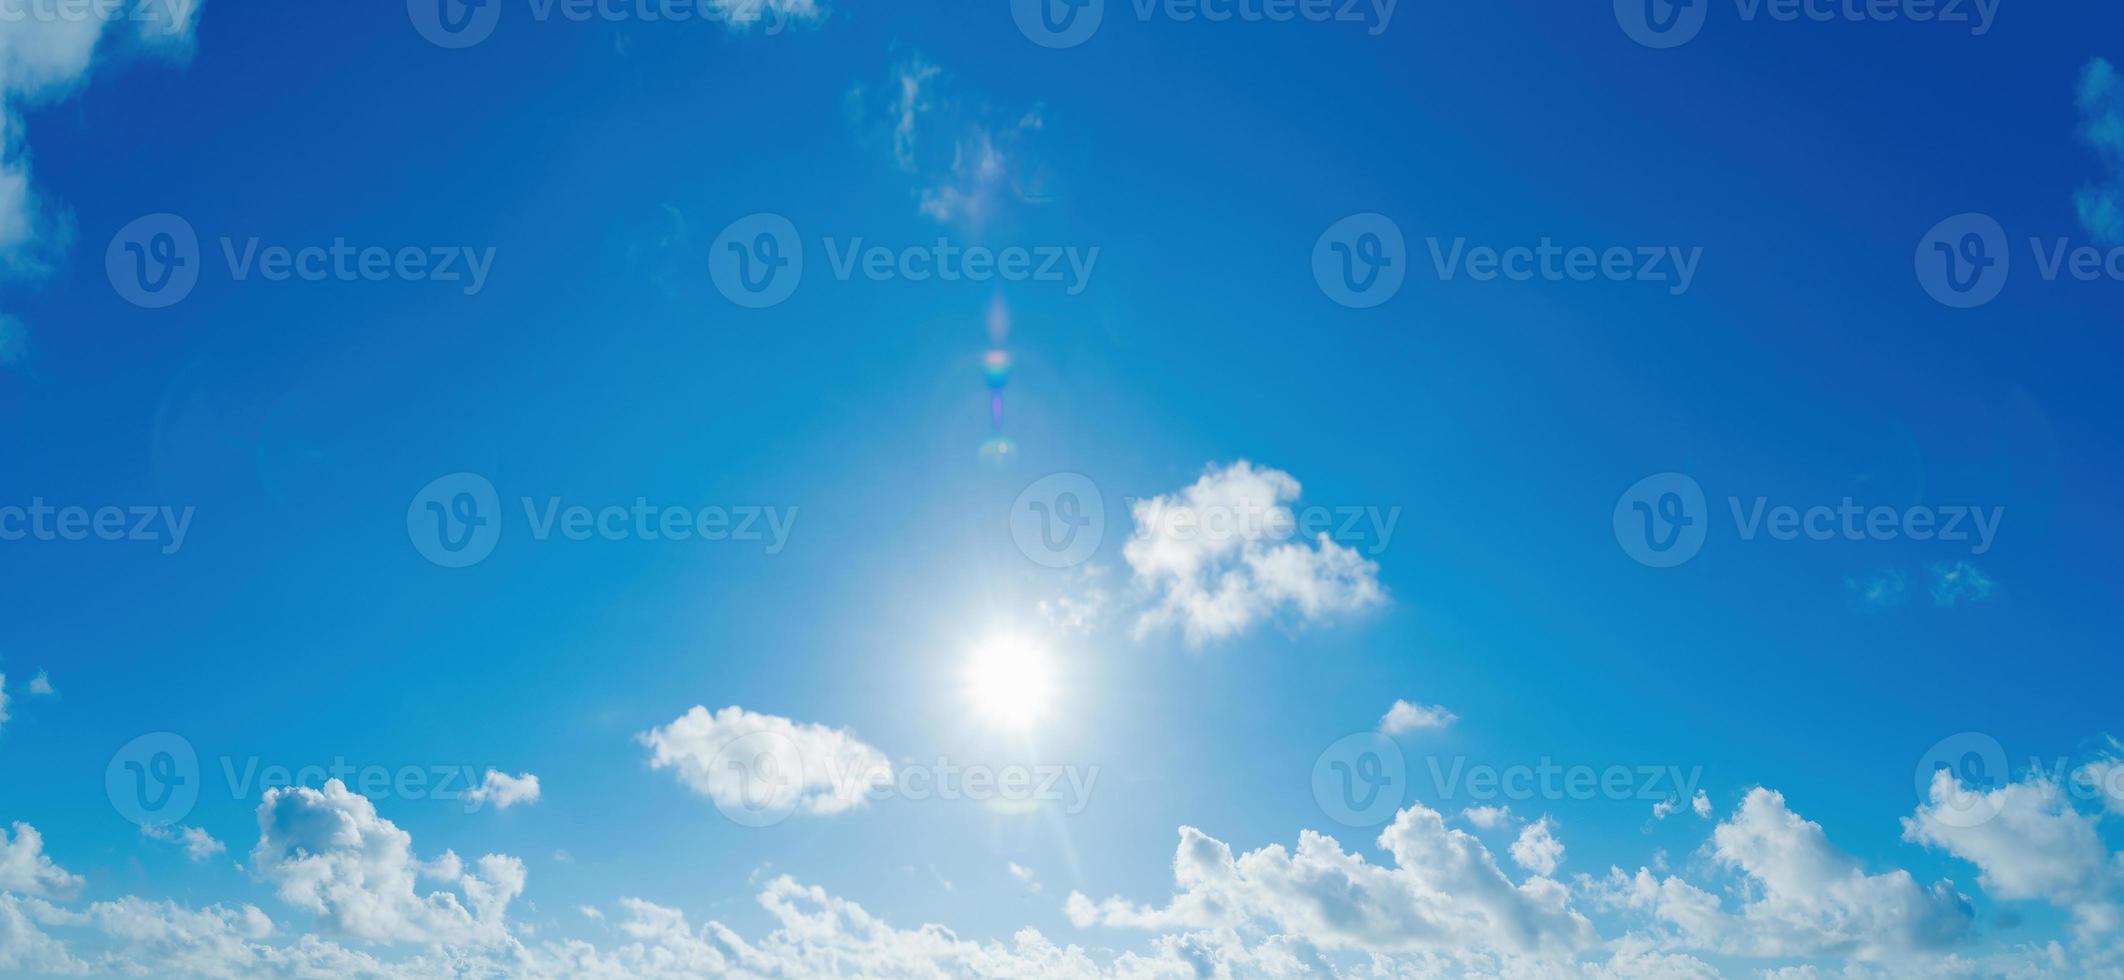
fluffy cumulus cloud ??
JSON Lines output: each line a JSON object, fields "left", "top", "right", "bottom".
{"left": 1593, "top": 788, "right": 1975, "bottom": 961}
{"left": 249, "top": 780, "right": 525, "bottom": 946}
{"left": 464, "top": 770, "right": 541, "bottom": 811}
{"left": 1123, "top": 461, "right": 1385, "bottom": 645}
{"left": 637, "top": 704, "right": 891, "bottom": 819}
{"left": 2077, "top": 57, "right": 2124, "bottom": 245}
{"left": 0, "top": 822, "right": 81, "bottom": 898}
{"left": 8, "top": 774, "right": 2124, "bottom": 977}
{"left": 1378, "top": 698, "right": 1455, "bottom": 734}
{"left": 1066, "top": 802, "right": 1596, "bottom": 966}
{"left": 1511, "top": 816, "right": 1565, "bottom": 876}
{"left": 1905, "top": 768, "right": 2124, "bottom": 941}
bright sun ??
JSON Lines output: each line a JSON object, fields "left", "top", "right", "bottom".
{"left": 964, "top": 633, "right": 1057, "bottom": 730}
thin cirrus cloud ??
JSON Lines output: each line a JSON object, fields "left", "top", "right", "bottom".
{"left": 861, "top": 56, "right": 1051, "bottom": 227}
{"left": 0, "top": 1, "right": 201, "bottom": 270}
{"left": 2077, "top": 57, "right": 2124, "bottom": 245}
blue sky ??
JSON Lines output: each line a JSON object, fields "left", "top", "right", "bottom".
{"left": 2, "top": 0, "right": 2124, "bottom": 975}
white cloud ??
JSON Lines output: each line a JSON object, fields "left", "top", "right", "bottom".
{"left": 1595, "top": 788, "right": 1974, "bottom": 959}
{"left": 0, "top": 821, "right": 81, "bottom": 898}
{"left": 464, "top": 770, "right": 541, "bottom": 811}
{"left": 249, "top": 779, "right": 524, "bottom": 946}
{"left": 25, "top": 670, "right": 51, "bottom": 696}
{"left": 1652, "top": 790, "right": 1711, "bottom": 821}
{"left": 1379, "top": 698, "right": 1455, "bottom": 734}
{"left": 1066, "top": 802, "right": 1595, "bottom": 961}
{"left": 1124, "top": 462, "right": 1385, "bottom": 645}
{"left": 0, "top": 0, "right": 200, "bottom": 270}
{"left": 1461, "top": 805, "right": 1514, "bottom": 829}
{"left": 142, "top": 824, "right": 225, "bottom": 863}
{"left": 637, "top": 705, "right": 890, "bottom": 819}
{"left": 1905, "top": 768, "right": 2122, "bottom": 940}
{"left": 1510, "top": 816, "right": 1564, "bottom": 876}
{"left": 2076, "top": 743, "right": 2124, "bottom": 816}
{"left": 5, "top": 776, "right": 2122, "bottom": 978}
{"left": 0, "top": 673, "right": 9, "bottom": 731}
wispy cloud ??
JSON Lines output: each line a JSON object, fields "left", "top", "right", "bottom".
{"left": 1844, "top": 567, "right": 1909, "bottom": 608}
{"left": 2076, "top": 57, "right": 2124, "bottom": 245}
{"left": 862, "top": 57, "right": 1050, "bottom": 228}
{"left": 1929, "top": 560, "right": 1997, "bottom": 607}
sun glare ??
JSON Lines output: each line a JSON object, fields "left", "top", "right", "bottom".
{"left": 964, "top": 633, "right": 1057, "bottom": 730}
